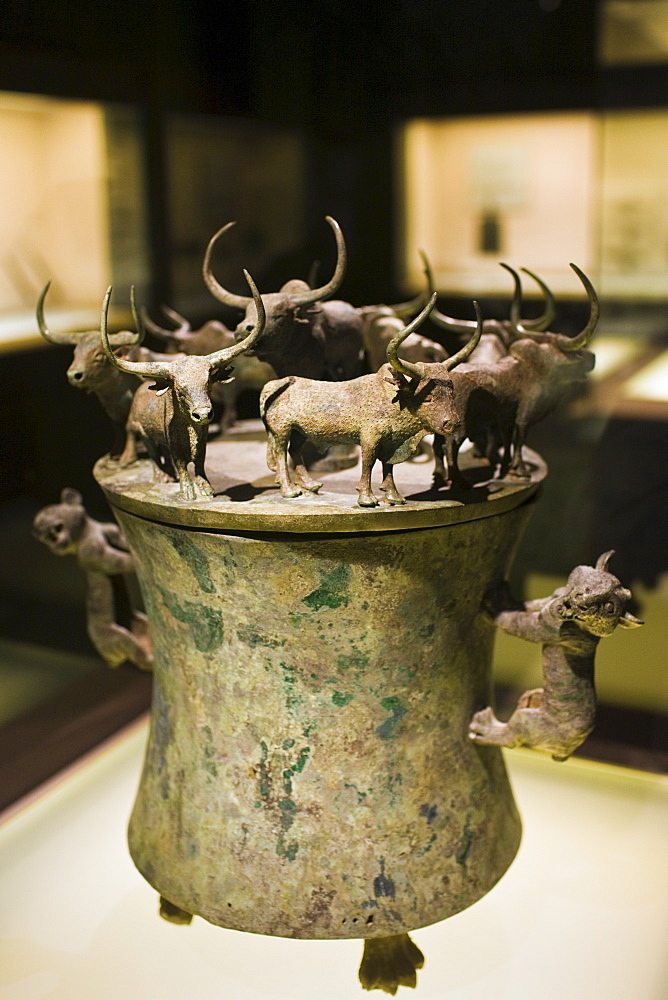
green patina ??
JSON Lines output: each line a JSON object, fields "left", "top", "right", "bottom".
{"left": 282, "top": 745, "right": 310, "bottom": 794}
{"left": 335, "top": 647, "right": 370, "bottom": 682}
{"left": 258, "top": 740, "right": 271, "bottom": 799}
{"left": 282, "top": 738, "right": 296, "bottom": 750}
{"left": 302, "top": 564, "right": 350, "bottom": 611}
{"left": 166, "top": 532, "right": 215, "bottom": 594}
{"left": 158, "top": 586, "right": 223, "bottom": 652}
{"left": 280, "top": 661, "right": 304, "bottom": 715}
{"left": 332, "top": 690, "right": 354, "bottom": 707}
{"left": 377, "top": 696, "right": 408, "bottom": 740}
{"left": 236, "top": 627, "right": 286, "bottom": 649}
{"left": 202, "top": 725, "right": 218, "bottom": 777}
{"left": 456, "top": 813, "right": 474, "bottom": 867}
{"left": 344, "top": 782, "right": 367, "bottom": 803}
{"left": 276, "top": 796, "right": 299, "bottom": 861}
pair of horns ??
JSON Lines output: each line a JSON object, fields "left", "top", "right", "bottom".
{"left": 37, "top": 282, "right": 141, "bottom": 348}
{"left": 100, "top": 272, "right": 266, "bottom": 378}
{"left": 386, "top": 293, "right": 482, "bottom": 381}
{"left": 203, "top": 216, "right": 346, "bottom": 309}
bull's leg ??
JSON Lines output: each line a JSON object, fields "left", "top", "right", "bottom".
{"left": 356, "top": 442, "right": 379, "bottom": 507}
{"left": 507, "top": 424, "right": 531, "bottom": 479}
{"left": 379, "top": 462, "right": 405, "bottom": 505}
{"left": 444, "top": 434, "right": 470, "bottom": 489}
{"left": 290, "top": 433, "right": 322, "bottom": 493}
{"left": 272, "top": 429, "right": 302, "bottom": 498}
{"left": 193, "top": 436, "right": 214, "bottom": 498}
{"left": 432, "top": 434, "right": 446, "bottom": 486}
{"left": 117, "top": 424, "right": 139, "bottom": 467}
{"left": 174, "top": 457, "right": 197, "bottom": 501}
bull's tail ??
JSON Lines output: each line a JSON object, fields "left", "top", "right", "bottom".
{"left": 259, "top": 376, "right": 295, "bottom": 426}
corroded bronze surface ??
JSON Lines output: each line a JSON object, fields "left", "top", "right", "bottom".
{"left": 97, "top": 427, "right": 544, "bottom": 940}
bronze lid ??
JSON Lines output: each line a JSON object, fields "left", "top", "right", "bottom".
{"left": 95, "top": 420, "right": 546, "bottom": 535}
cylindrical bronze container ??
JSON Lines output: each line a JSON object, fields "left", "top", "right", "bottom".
{"left": 96, "top": 429, "right": 545, "bottom": 940}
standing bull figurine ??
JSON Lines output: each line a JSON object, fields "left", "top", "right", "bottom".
{"left": 32, "top": 488, "right": 153, "bottom": 672}
{"left": 101, "top": 272, "right": 266, "bottom": 501}
{"left": 260, "top": 294, "right": 482, "bottom": 507}
{"left": 140, "top": 304, "right": 276, "bottom": 432}
{"left": 37, "top": 282, "right": 148, "bottom": 456}
{"left": 431, "top": 263, "right": 598, "bottom": 488}
{"left": 203, "top": 216, "right": 364, "bottom": 382}
{"left": 431, "top": 264, "right": 557, "bottom": 366}
{"left": 469, "top": 551, "right": 643, "bottom": 761}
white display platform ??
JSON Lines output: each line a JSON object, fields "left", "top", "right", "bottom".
{"left": 1, "top": 718, "right": 667, "bottom": 1000}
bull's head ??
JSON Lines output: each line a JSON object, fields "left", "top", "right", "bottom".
{"left": 202, "top": 216, "right": 346, "bottom": 353}
{"left": 386, "top": 295, "right": 482, "bottom": 386}
{"left": 37, "top": 282, "right": 142, "bottom": 390}
{"left": 100, "top": 272, "right": 266, "bottom": 426}
{"left": 507, "top": 263, "right": 599, "bottom": 377}
{"left": 381, "top": 294, "right": 481, "bottom": 436}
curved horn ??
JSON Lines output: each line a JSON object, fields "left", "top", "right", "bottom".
{"left": 283, "top": 216, "right": 347, "bottom": 306}
{"left": 36, "top": 282, "right": 81, "bottom": 345}
{"left": 100, "top": 287, "right": 172, "bottom": 379}
{"left": 202, "top": 222, "right": 252, "bottom": 310}
{"left": 386, "top": 293, "right": 438, "bottom": 379}
{"left": 595, "top": 550, "right": 615, "bottom": 572}
{"left": 139, "top": 304, "right": 191, "bottom": 341}
{"left": 502, "top": 263, "right": 557, "bottom": 332}
{"left": 520, "top": 268, "right": 557, "bottom": 331}
{"left": 390, "top": 250, "right": 435, "bottom": 317}
{"left": 510, "top": 264, "right": 599, "bottom": 351}
{"left": 442, "top": 301, "right": 483, "bottom": 371}
{"left": 206, "top": 270, "right": 266, "bottom": 369}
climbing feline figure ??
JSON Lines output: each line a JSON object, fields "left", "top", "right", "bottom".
{"left": 32, "top": 488, "right": 153, "bottom": 671}
{"left": 469, "top": 551, "right": 642, "bottom": 761}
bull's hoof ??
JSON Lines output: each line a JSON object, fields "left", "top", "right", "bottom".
{"left": 359, "top": 932, "right": 424, "bottom": 994}
{"left": 382, "top": 493, "right": 406, "bottom": 506}
{"left": 280, "top": 486, "right": 303, "bottom": 499}
{"left": 298, "top": 477, "right": 323, "bottom": 493}
{"left": 357, "top": 492, "right": 379, "bottom": 507}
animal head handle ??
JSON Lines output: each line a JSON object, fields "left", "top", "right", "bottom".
{"left": 509, "top": 263, "right": 600, "bottom": 351}
{"left": 389, "top": 249, "right": 434, "bottom": 318}
{"left": 553, "top": 550, "right": 644, "bottom": 633}
{"left": 385, "top": 292, "right": 441, "bottom": 379}
{"left": 37, "top": 282, "right": 139, "bottom": 348}
{"left": 202, "top": 216, "right": 346, "bottom": 309}
{"left": 138, "top": 304, "right": 191, "bottom": 344}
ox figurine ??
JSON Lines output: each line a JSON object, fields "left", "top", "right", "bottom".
{"left": 100, "top": 271, "right": 266, "bottom": 501}
{"left": 431, "top": 263, "right": 598, "bottom": 488}
{"left": 37, "top": 282, "right": 151, "bottom": 456}
{"left": 140, "top": 304, "right": 276, "bottom": 431}
{"left": 260, "top": 294, "right": 483, "bottom": 507}
{"left": 431, "top": 264, "right": 557, "bottom": 366}
{"left": 203, "top": 216, "right": 365, "bottom": 382}
{"left": 469, "top": 551, "right": 643, "bottom": 761}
